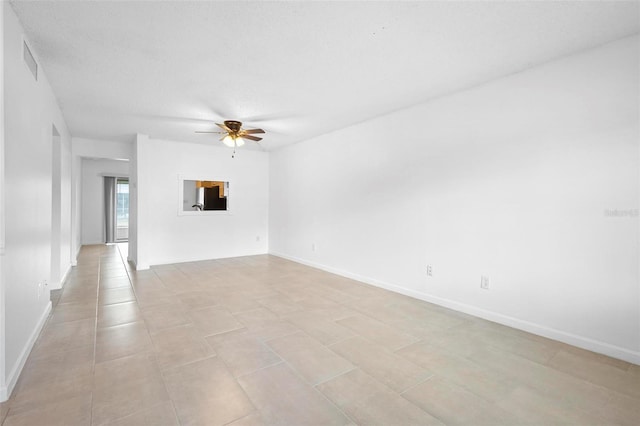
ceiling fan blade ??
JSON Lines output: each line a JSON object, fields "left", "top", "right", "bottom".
{"left": 242, "top": 128, "right": 265, "bottom": 135}
{"left": 216, "top": 122, "right": 231, "bottom": 132}
{"left": 195, "top": 131, "right": 223, "bottom": 134}
{"left": 241, "top": 135, "right": 263, "bottom": 142}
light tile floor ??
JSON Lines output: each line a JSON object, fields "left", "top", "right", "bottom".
{"left": 1, "top": 244, "right": 639, "bottom": 425}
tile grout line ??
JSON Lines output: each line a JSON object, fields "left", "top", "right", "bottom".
{"left": 89, "top": 247, "right": 106, "bottom": 426}
{"left": 256, "top": 327, "right": 359, "bottom": 422}
{"left": 398, "top": 373, "right": 435, "bottom": 396}
{"left": 114, "top": 243, "right": 186, "bottom": 426}
{"left": 312, "top": 366, "right": 359, "bottom": 387}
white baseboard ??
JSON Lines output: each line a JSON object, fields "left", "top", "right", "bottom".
{"left": 47, "top": 264, "right": 72, "bottom": 291}
{"left": 0, "top": 301, "right": 52, "bottom": 402}
{"left": 130, "top": 259, "right": 149, "bottom": 271}
{"left": 71, "top": 244, "right": 81, "bottom": 266}
{"left": 59, "top": 264, "right": 72, "bottom": 288}
{"left": 271, "top": 251, "right": 640, "bottom": 366}
{"left": 48, "top": 280, "right": 62, "bottom": 291}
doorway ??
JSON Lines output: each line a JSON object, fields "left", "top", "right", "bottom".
{"left": 105, "top": 176, "right": 129, "bottom": 243}
{"left": 115, "top": 178, "right": 129, "bottom": 241}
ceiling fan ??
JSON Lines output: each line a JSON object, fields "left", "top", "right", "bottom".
{"left": 196, "top": 120, "right": 265, "bottom": 148}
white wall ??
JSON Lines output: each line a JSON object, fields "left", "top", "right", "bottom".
{"left": 48, "top": 127, "right": 73, "bottom": 290}
{"left": 0, "top": 0, "right": 6, "bottom": 400}
{"left": 72, "top": 137, "right": 132, "bottom": 160}
{"left": 269, "top": 36, "right": 640, "bottom": 363}
{"left": 70, "top": 153, "right": 81, "bottom": 265}
{"left": 50, "top": 130, "right": 61, "bottom": 289}
{"left": 128, "top": 136, "right": 140, "bottom": 267}
{"left": 59, "top": 133, "right": 72, "bottom": 271}
{"left": 80, "top": 158, "right": 129, "bottom": 245}
{"left": 134, "top": 136, "right": 269, "bottom": 269}
{"left": 2, "top": 3, "right": 72, "bottom": 399}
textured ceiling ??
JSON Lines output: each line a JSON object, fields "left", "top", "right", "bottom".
{"left": 10, "top": 0, "right": 640, "bottom": 150}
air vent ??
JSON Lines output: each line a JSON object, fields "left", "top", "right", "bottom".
{"left": 23, "top": 41, "right": 38, "bottom": 81}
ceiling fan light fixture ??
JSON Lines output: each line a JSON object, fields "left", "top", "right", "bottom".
{"left": 222, "top": 134, "right": 246, "bottom": 148}
{"left": 201, "top": 120, "right": 264, "bottom": 150}
{"left": 222, "top": 135, "right": 235, "bottom": 147}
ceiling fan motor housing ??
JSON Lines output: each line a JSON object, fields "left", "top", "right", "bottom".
{"left": 224, "top": 120, "right": 243, "bottom": 133}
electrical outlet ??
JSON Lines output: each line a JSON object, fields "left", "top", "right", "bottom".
{"left": 480, "top": 276, "right": 490, "bottom": 290}
{"left": 311, "top": 243, "right": 316, "bottom": 252}
{"left": 427, "top": 265, "right": 433, "bottom": 276}
{"left": 256, "top": 236, "right": 260, "bottom": 242}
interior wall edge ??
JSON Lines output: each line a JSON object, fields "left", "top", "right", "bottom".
{"left": 271, "top": 251, "right": 640, "bottom": 366}
{"left": 0, "top": 301, "right": 51, "bottom": 402}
